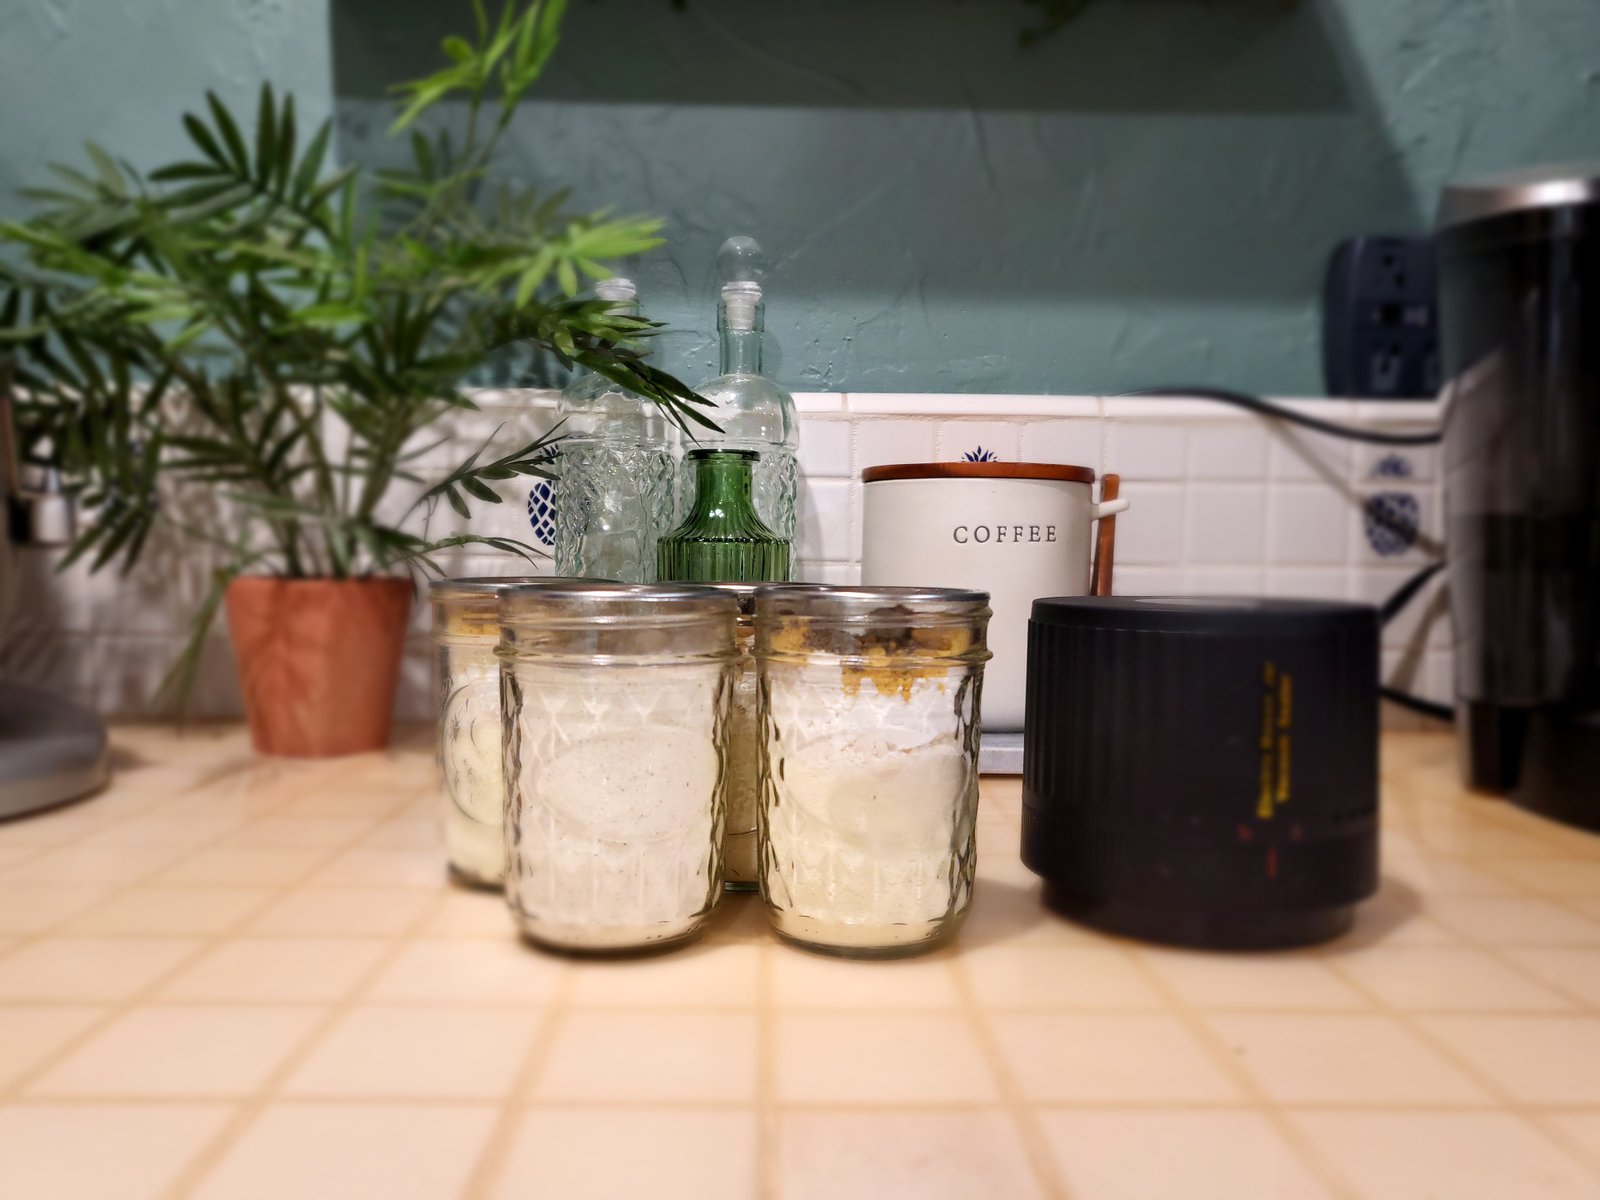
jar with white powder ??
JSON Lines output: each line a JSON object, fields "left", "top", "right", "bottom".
{"left": 755, "top": 586, "right": 992, "bottom": 956}
{"left": 429, "top": 577, "right": 594, "bottom": 888}
{"left": 500, "top": 583, "right": 738, "bottom": 953}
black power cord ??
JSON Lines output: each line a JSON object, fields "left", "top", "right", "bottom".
{"left": 1120, "top": 386, "right": 1451, "bottom": 718}
{"left": 1119, "top": 386, "right": 1444, "bottom": 447}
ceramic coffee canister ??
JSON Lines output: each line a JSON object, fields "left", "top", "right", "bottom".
{"left": 859, "top": 462, "right": 1128, "bottom": 731}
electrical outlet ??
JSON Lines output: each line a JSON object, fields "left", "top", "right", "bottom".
{"left": 1322, "top": 235, "right": 1440, "bottom": 399}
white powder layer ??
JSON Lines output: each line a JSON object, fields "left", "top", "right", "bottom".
{"left": 508, "top": 663, "right": 723, "bottom": 950}
{"left": 439, "top": 660, "right": 505, "bottom": 886}
{"left": 763, "top": 661, "right": 977, "bottom": 950}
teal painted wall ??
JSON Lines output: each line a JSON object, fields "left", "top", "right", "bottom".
{"left": 5, "top": 1, "right": 1598, "bottom": 395}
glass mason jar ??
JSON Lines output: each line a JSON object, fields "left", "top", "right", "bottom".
{"left": 755, "top": 586, "right": 993, "bottom": 957}
{"left": 499, "top": 583, "right": 738, "bottom": 953}
{"left": 698, "top": 583, "right": 761, "bottom": 890}
{"left": 657, "top": 449, "right": 790, "bottom": 583}
{"left": 428, "top": 577, "right": 594, "bottom": 888}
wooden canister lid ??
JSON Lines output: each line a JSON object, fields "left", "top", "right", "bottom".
{"left": 860, "top": 461, "right": 1096, "bottom": 484}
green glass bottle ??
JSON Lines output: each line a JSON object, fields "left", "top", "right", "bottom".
{"left": 657, "top": 449, "right": 791, "bottom": 583}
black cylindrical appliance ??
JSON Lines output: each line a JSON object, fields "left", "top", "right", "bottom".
{"left": 1437, "top": 164, "right": 1600, "bottom": 829}
{"left": 1022, "top": 597, "right": 1380, "bottom": 950}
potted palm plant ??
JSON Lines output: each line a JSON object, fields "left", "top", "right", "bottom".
{"left": 0, "top": 0, "right": 712, "bottom": 755}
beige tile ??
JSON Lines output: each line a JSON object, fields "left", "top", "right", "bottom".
{"left": 697, "top": 892, "right": 772, "bottom": 944}
{"left": 192, "top": 1102, "right": 496, "bottom": 1200}
{"left": 779, "top": 1110, "right": 1042, "bottom": 1200}
{"left": 217, "top": 816, "right": 377, "bottom": 849}
{"left": 75, "top": 812, "right": 246, "bottom": 849}
{"left": 275, "top": 790, "right": 411, "bottom": 820}
{"left": 360, "top": 815, "right": 441, "bottom": 850}
{"left": 0, "top": 1103, "right": 232, "bottom": 1200}
{"left": 1337, "top": 947, "right": 1574, "bottom": 1012}
{"left": 776, "top": 1014, "right": 999, "bottom": 1104}
{"left": 1419, "top": 1016, "right": 1600, "bottom": 1104}
{"left": 961, "top": 877, "right": 1093, "bottom": 947}
{"left": 64, "top": 885, "right": 274, "bottom": 936}
{"left": 31, "top": 1005, "right": 322, "bottom": 1097}
{"left": 1138, "top": 949, "right": 1367, "bottom": 1010}
{"left": 0, "top": 845, "right": 44, "bottom": 868}
{"left": 1504, "top": 948, "right": 1600, "bottom": 1007}
{"left": 568, "top": 942, "right": 759, "bottom": 1009}
{"left": 534, "top": 1012, "right": 757, "bottom": 1103}
{"left": 770, "top": 946, "right": 962, "bottom": 1009}
{"left": 1385, "top": 853, "right": 1524, "bottom": 897}
{"left": 1479, "top": 859, "right": 1600, "bottom": 898}
{"left": 1041, "top": 1111, "right": 1332, "bottom": 1200}
{"left": 420, "top": 890, "right": 517, "bottom": 937}
{"left": 0, "top": 937, "right": 200, "bottom": 1001}
{"left": 158, "top": 938, "right": 392, "bottom": 1003}
{"left": 962, "top": 945, "right": 1163, "bottom": 1010}
{"left": 3, "top": 842, "right": 189, "bottom": 885}
{"left": 306, "top": 846, "right": 443, "bottom": 889}
{"left": 0, "top": 1005, "right": 107, "bottom": 1089}
{"left": 991, "top": 1014, "right": 1241, "bottom": 1104}
{"left": 492, "top": 1108, "right": 758, "bottom": 1200}
{"left": 1291, "top": 1111, "right": 1599, "bottom": 1200}
{"left": 0, "top": 882, "right": 113, "bottom": 934}
{"left": 154, "top": 846, "right": 333, "bottom": 887}
{"left": 1206, "top": 1014, "right": 1489, "bottom": 1104}
{"left": 367, "top": 939, "right": 564, "bottom": 1004}
{"left": 1427, "top": 896, "right": 1600, "bottom": 946}
{"left": 1541, "top": 1111, "right": 1600, "bottom": 1175}
{"left": 248, "top": 886, "right": 434, "bottom": 936}
{"left": 286, "top": 1005, "right": 542, "bottom": 1100}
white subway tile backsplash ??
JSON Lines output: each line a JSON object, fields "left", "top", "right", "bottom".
{"left": 937, "top": 422, "right": 1020, "bottom": 463}
{"left": 1107, "top": 423, "right": 1189, "bottom": 481}
{"left": 1184, "top": 567, "right": 1265, "bottom": 596}
{"left": 1187, "top": 487, "right": 1266, "bottom": 565}
{"left": 1264, "top": 568, "right": 1348, "bottom": 600}
{"left": 1270, "top": 488, "right": 1352, "bottom": 566}
{"left": 1267, "top": 427, "right": 1354, "bottom": 485}
{"left": 1110, "top": 565, "right": 1185, "bottom": 596}
{"left": 797, "top": 419, "right": 853, "bottom": 478}
{"left": 1190, "top": 424, "right": 1269, "bottom": 481}
{"left": 1020, "top": 420, "right": 1104, "bottom": 471}
{"left": 798, "top": 479, "right": 855, "bottom": 563}
{"left": 855, "top": 420, "right": 937, "bottom": 471}
{"left": 1116, "top": 486, "right": 1187, "bottom": 565}
{"left": 6, "top": 392, "right": 1450, "bottom": 727}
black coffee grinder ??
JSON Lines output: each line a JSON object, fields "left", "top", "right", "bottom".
{"left": 1437, "top": 164, "right": 1600, "bottom": 830}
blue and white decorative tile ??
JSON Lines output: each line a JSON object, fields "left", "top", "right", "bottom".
{"left": 525, "top": 450, "right": 559, "bottom": 549}
{"left": 961, "top": 446, "right": 1001, "bottom": 463}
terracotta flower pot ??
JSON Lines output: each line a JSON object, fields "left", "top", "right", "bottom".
{"left": 226, "top": 576, "right": 413, "bottom": 757}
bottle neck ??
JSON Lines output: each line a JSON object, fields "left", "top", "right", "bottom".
{"left": 719, "top": 326, "right": 762, "bottom": 376}
{"left": 689, "top": 452, "right": 757, "bottom": 518}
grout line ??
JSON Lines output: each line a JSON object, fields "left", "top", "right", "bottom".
{"left": 1116, "top": 946, "right": 1363, "bottom": 1200}
{"left": 756, "top": 935, "right": 780, "bottom": 1200}
{"left": 458, "top": 962, "right": 577, "bottom": 1200}
{"left": 944, "top": 951, "right": 1069, "bottom": 1199}
{"left": 159, "top": 885, "right": 463, "bottom": 1199}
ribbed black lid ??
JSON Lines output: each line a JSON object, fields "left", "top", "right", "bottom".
{"left": 1030, "top": 596, "right": 1376, "bottom": 636}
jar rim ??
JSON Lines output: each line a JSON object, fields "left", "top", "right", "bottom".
{"left": 500, "top": 581, "right": 739, "bottom": 623}
{"left": 755, "top": 584, "right": 990, "bottom": 618}
{"left": 429, "top": 575, "right": 602, "bottom": 600}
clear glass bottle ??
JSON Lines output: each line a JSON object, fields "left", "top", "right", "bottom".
{"left": 657, "top": 449, "right": 790, "bottom": 583}
{"left": 499, "top": 583, "right": 738, "bottom": 953}
{"left": 553, "top": 278, "right": 676, "bottom": 583}
{"left": 755, "top": 586, "right": 993, "bottom": 957}
{"left": 428, "top": 576, "right": 592, "bottom": 888}
{"left": 679, "top": 237, "right": 799, "bottom": 569}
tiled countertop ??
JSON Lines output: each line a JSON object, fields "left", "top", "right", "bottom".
{"left": 2, "top": 728, "right": 1599, "bottom": 1198}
